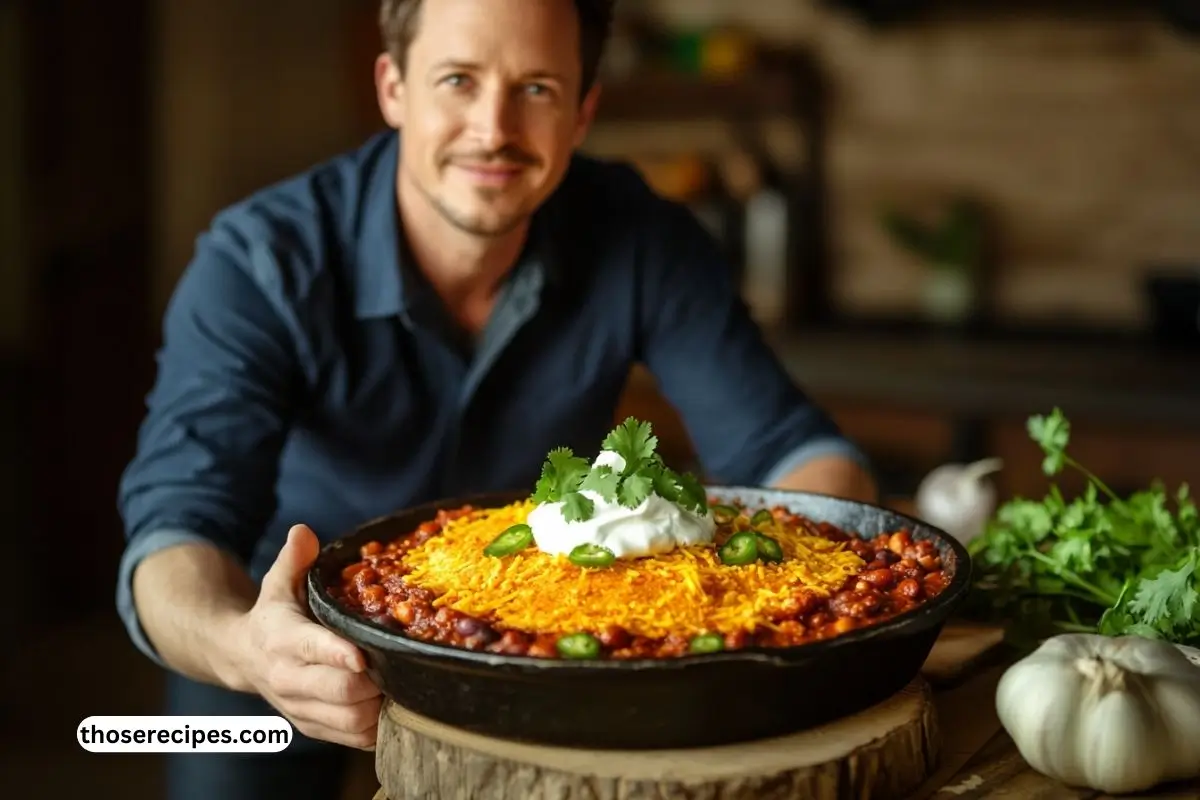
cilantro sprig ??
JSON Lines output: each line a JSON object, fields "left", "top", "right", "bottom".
{"left": 965, "top": 407, "right": 1200, "bottom": 649}
{"left": 530, "top": 418, "right": 709, "bottom": 523}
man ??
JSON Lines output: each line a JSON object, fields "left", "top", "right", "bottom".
{"left": 117, "top": 0, "right": 877, "bottom": 797}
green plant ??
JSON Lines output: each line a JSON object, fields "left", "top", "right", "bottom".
{"left": 966, "top": 408, "right": 1200, "bottom": 650}
{"left": 881, "top": 197, "right": 986, "bottom": 274}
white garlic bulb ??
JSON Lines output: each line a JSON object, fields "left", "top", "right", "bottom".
{"left": 914, "top": 457, "right": 1002, "bottom": 543}
{"left": 996, "top": 633, "right": 1200, "bottom": 794}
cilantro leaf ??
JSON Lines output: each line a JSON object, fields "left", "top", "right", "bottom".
{"left": 561, "top": 492, "right": 595, "bottom": 523}
{"left": 532, "top": 419, "right": 712, "bottom": 524}
{"left": 997, "top": 499, "right": 1055, "bottom": 544}
{"left": 1049, "top": 537, "right": 1095, "bottom": 573}
{"left": 531, "top": 447, "right": 590, "bottom": 503}
{"left": 602, "top": 418, "right": 657, "bottom": 474}
{"left": 532, "top": 471, "right": 557, "bottom": 505}
{"left": 648, "top": 464, "right": 680, "bottom": 502}
{"left": 1179, "top": 485, "right": 1199, "bottom": 545}
{"left": 1028, "top": 407, "right": 1070, "bottom": 476}
{"left": 966, "top": 408, "right": 1200, "bottom": 649}
{"left": 580, "top": 465, "right": 619, "bottom": 501}
{"left": 1128, "top": 552, "right": 1200, "bottom": 636}
{"left": 618, "top": 473, "right": 653, "bottom": 509}
{"left": 674, "top": 471, "right": 708, "bottom": 514}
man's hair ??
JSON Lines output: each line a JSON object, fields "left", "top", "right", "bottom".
{"left": 378, "top": 0, "right": 615, "bottom": 98}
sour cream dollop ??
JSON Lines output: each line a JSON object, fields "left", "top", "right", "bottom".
{"left": 527, "top": 450, "right": 716, "bottom": 559}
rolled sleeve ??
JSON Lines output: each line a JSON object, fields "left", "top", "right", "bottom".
{"left": 635, "top": 196, "right": 872, "bottom": 486}
{"left": 116, "top": 529, "right": 225, "bottom": 663}
{"left": 116, "top": 231, "right": 300, "bottom": 661}
{"left": 760, "top": 436, "right": 873, "bottom": 488}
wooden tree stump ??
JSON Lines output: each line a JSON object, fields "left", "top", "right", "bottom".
{"left": 375, "top": 678, "right": 939, "bottom": 800}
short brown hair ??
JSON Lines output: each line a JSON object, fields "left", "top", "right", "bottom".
{"left": 378, "top": 0, "right": 615, "bottom": 99}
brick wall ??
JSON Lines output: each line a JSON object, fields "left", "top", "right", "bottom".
{"left": 641, "top": 1, "right": 1200, "bottom": 329}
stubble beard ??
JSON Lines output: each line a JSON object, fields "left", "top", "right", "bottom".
{"left": 425, "top": 184, "right": 528, "bottom": 238}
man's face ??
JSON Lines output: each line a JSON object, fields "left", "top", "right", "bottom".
{"left": 376, "top": 0, "right": 600, "bottom": 238}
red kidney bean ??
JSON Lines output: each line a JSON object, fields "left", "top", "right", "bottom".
{"left": 527, "top": 636, "right": 558, "bottom": 659}
{"left": 598, "top": 625, "right": 631, "bottom": 650}
{"left": 390, "top": 601, "right": 415, "bottom": 626}
{"left": 829, "top": 590, "right": 883, "bottom": 619}
{"left": 896, "top": 578, "right": 923, "bottom": 601}
{"left": 858, "top": 568, "right": 895, "bottom": 589}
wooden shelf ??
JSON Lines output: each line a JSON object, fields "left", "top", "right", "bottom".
{"left": 765, "top": 326, "right": 1200, "bottom": 431}
{"left": 596, "top": 69, "right": 814, "bottom": 123}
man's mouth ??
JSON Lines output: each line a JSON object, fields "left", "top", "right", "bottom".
{"left": 454, "top": 162, "right": 526, "bottom": 187}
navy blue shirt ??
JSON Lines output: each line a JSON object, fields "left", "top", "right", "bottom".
{"left": 116, "top": 130, "right": 869, "bottom": 663}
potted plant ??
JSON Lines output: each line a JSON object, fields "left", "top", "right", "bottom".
{"left": 881, "top": 197, "right": 987, "bottom": 326}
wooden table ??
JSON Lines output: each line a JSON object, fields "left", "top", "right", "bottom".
{"left": 365, "top": 498, "right": 1200, "bottom": 798}
{"left": 371, "top": 623, "right": 1200, "bottom": 799}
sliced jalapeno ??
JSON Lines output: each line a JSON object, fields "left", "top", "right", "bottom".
{"left": 711, "top": 504, "right": 740, "bottom": 524}
{"left": 719, "top": 532, "right": 759, "bottom": 566}
{"left": 689, "top": 633, "right": 725, "bottom": 654}
{"left": 755, "top": 533, "right": 784, "bottom": 564}
{"left": 556, "top": 632, "right": 601, "bottom": 659}
{"left": 568, "top": 543, "right": 616, "bottom": 569}
{"left": 483, "top": 524, "right": 533, "bottom": 557}
{"left": 750, "top": 509, "right": 774, "bottom": 527}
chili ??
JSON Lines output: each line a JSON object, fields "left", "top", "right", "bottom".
{"left": 483, "top": 523, "right": 534, "bottom": 557}
{"left": 750, "top": 509, "right": 773, "bottom": 527}
{"left": 711, "top": 504, "right": 739, "bottom": 524}
{"left": 688, "top": 633, "right": 725, "bottom": 654}
{"left": 556, "top": 633, "right": 602, "bottom": 659}
{"left": 718, "top": 532, "right": 759, "bottom": 566}
{"left": 331, "top": 502, "right": 952, "bottom": 661}
{"left": 568, "top": 543, "right": 616, "bottom": 569}
{"left": 754, "top": 533, "right": 784, "bottom": 563}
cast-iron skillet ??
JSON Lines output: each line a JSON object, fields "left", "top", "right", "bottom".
{"left": 307, "top": 486, "right": 972, "bottom": 749}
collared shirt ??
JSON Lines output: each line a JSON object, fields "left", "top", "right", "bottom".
{"left": 116, "top": 130, "right": 869, "bottom": 663}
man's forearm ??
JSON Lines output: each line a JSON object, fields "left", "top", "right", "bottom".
{"left": 132, "top": 542, "right": 258, "bottom": 692}
{"left": 770, "top": 454, "right": 879, "bottom": 504}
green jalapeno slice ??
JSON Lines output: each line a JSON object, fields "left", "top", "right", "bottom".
{"left": 754, "top": 533, "right": 784, "bottom": 564}
{"left": 711, "top": 504, "right": 740, "bottom": 524}
{"left": 483, "top": 524, "right": 534, "bottom": 557}
{"left": 718, "top": 532, "right": 759, "bottom": 566}
{"left": 568, "top": 543, "right": 616, "bottom": 568}
{"left": 689, "top": 633, "right": 725, "bottom": 654}
{"left": 750, "top": 509, "right": 773, "bottom": 526}
{"left": 556, "top": 632, "right": 602, "bottom": 659}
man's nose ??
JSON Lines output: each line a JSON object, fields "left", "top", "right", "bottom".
{"left": 467, "top": 85, "right": 519, "bottom": 152}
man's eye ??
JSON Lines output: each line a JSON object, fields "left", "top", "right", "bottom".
{"left": 525, "top": 83, "right": 551, "bottom": 97}
{"left": 442, "top": 74, "right": 470, "bottom": 88}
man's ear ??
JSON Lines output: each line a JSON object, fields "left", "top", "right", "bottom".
{"left": 375, "top": 53, "right": 406, "bottom": 129}
{"left": 572, "top": 83, "right": 602, "bottom": 147}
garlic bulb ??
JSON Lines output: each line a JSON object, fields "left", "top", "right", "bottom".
{"left": 914, "top": 457, "right": 1002, "bottom": 544}
{"left": 996, "top": 634, "right": 1200, "bottom": 793}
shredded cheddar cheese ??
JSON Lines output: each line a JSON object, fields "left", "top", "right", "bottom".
{"left": 401, "top": 501, "right": 865, "bottom": 638}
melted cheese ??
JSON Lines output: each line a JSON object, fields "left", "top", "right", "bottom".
{"left": 401, "top": 501, "right": 865, "bottom": 638}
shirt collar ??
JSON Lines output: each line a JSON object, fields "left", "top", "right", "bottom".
{"left": 351, "top": 132, "right": 405, "bottom": 319}
{"left": 351, "top": 131, "right": 569, "bottom": 321}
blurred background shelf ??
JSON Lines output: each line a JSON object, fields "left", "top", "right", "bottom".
{"left": 616, "top": 322, "right": 1200, "bottom": 507}
{"left": 596, "top": 68, "right": 814, "bottom": 122}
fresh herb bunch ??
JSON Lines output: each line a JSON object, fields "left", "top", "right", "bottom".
{"left": 966, "top": 408, "right": 1200, "bottom": 648}
{"left": 531, "top": 418, "right": 708, "bottom": 523}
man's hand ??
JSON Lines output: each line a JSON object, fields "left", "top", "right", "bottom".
{"left": 229, "top": 524, "right": 383, "bottom": 749}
